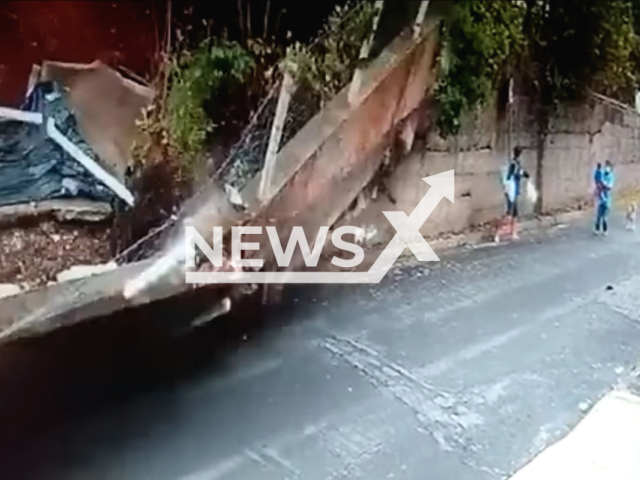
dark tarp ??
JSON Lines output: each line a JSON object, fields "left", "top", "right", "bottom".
{"left": 0, "top": 81, "right": 117, "bottom": 207}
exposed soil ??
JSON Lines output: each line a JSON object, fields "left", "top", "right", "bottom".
{"left": 0, "top": 220, "right": 111, "bottom": 288}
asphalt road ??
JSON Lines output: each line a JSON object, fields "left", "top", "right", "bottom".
{"left": 2, "top": 214, "right": 640, "bottom": 479}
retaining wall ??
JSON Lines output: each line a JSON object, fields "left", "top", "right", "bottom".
{"left": 352, "top": 91, "right": 640, "bottom": 244}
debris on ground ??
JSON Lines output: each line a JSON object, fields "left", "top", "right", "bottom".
{"left": 0, "top": 60, "right": 157, "bottom": 291}
{"left": 0, "top": 221, "right": 111, "bottom": 288}
{"left": 38, "top": 59, "right": 154, "bottom": 181}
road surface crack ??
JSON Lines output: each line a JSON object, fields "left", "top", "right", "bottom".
{"left": 319, "top": 335, "right": 481, "bottom": 451}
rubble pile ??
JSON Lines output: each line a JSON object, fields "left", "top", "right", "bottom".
{"left": 0, "top": 61, "right": 153, "bottom": 291}
{"left": 0, "top": 221, "right": 111, "bottom": 288}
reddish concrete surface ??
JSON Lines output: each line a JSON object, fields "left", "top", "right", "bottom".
{"left": 245, "top": 25, "right": 439, "bottom": 269}
{"left": 0, "top": 0, "right": 159, "bottom": 106}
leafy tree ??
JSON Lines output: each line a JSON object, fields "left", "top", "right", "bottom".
{"left": 525, "top": 0, "right": 640, "bottom": 105}
{"left": 435, "top": 0, "right": 640, "bottom": 137}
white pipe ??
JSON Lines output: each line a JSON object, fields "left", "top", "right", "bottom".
{"left": 0, "top": 103, "right": 135, "bottom": 207}
{"left": 0, "top": 106, "right": 43, "bottom": 125}
{"left": 46, "top": 118, "right": 135, "bottom": 206}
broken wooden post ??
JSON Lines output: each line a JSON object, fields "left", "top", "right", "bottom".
{"left": 258, "top": 71, "right": 295, "bottom": 203}
{"left": 348, "top": 0, "right": 384, "bottom": 106}
{"left": 25, "top": 64, "right": 42, "bottom": 100}
{"left": 413, "top": 1, "right": 430, "bottom": 39}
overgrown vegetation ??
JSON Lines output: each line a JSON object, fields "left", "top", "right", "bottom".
{"left": 132, "top": 0, "right": 390, "bottom": 186}
{"left": 282, "top": 1, "right": 377, "bottom": 104}
{"left": 132, "top": 41, "right": 253, "bottom": 180}
{"left": 167, "top": 40, "right": 254, "bottom": 176}
{"left": 435, "top": 0, "right": 640, "bottom": 138}
{"left": 123, "top": 1, "right": 379, "bottom": 258}
{"left": 133, "top": 0, "right": 378, "bottom": 186}
{"left": 435, "top": 0, "right": 524, "bottom": 137}
{"left": 526, "top": 0, "right": 640, "bottom": 104}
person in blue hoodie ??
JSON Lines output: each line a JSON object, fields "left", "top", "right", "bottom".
{"left": 595, "top": 160, "right": 615, "bottom": 235}
{"left": 496, "top": 146, "right": 529, "bottom": 241}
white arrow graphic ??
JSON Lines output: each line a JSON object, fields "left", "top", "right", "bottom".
{"left": 182, "top": 170, "right": 454, "bottom": 285}
{"left": 365, "top": 169, "right": 454, "bottom": 282}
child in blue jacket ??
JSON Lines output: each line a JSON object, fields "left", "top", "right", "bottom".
{"left": 595, "top": 161, "right": 614, "bottom": 235}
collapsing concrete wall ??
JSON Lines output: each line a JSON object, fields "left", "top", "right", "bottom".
{"left": 242, "top": 24, "right": 440, "bottom": 269}
{"left": 0, "top": 14, "right": 441, "bottom": 341}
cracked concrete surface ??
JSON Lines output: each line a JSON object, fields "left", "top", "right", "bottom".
{"left": 2, "top": 213, "right": 640, "bottom": 479}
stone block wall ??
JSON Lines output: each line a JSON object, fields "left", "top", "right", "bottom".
{"left": 352, "top": 91, "right": 640, "bottom": 244}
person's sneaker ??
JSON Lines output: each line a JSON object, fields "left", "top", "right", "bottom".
{"left": 593, "top": 228, "right": 600, "bottom": 236}
{"left": 603, "top": 230, "right": 609, "bottom": 237}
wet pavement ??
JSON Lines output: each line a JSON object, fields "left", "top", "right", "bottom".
{"left": 2, "top": 215, "right": 640, "bottom": 479}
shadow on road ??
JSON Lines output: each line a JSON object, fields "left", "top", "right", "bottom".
{"left": 0, "top": 286, "right": 314, "bottom": 469}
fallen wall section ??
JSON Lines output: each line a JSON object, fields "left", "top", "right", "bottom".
{"left": 242, "top": 24, "right": 439, "bottom": 267}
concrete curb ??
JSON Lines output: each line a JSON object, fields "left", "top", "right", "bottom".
{"left": 425, "top": 209, "right": 591, "bottom": 253}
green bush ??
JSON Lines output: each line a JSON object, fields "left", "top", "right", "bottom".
{"left": 434, "top": 0, "right": 524, "bottom": 138}
{"left": 167, "top": 40, "right": 254, "bottom": 176}
{"left": 435, "top": 0, "right": 640, "bottom": 138}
